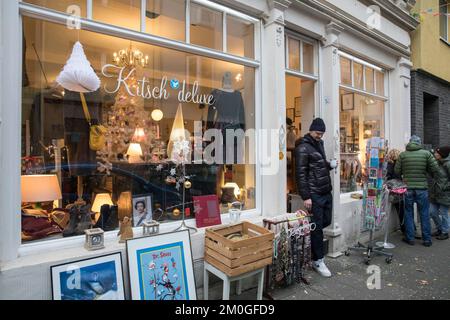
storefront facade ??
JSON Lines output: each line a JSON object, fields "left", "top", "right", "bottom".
{"left": 0, "top": 0, "right": 418, "bottom": 299}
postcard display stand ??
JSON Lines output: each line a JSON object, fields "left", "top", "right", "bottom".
{"left": 344, "top": 137, "right": 393, "bottom": 265}
{"left": 263, "top": 211, "right": 314, "bottom": 299}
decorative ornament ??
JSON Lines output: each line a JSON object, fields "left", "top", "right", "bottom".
{"left": 184, "top": 181, "right": 192, "bottom": 189}
{"left": 172, "top": 208, "right": 181, "bottom": 217}
{"left": 56, "top": 41, "right": 100, "bottom": 93}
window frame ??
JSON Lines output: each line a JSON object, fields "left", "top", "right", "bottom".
{"left": 440, "top": 0, "right": 449, "bottom": 43}
{"left": 337, "top": 51, "right": 389, "bottom": 196}
{"left": 285, "top": 32, "right": 318, "bottom": 79}
{"left": 16, "top": 0, "right": 263, "bottom": 254}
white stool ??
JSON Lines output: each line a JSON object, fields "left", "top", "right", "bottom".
{"left": 203, "top": 261, "right": 265, "bottom": 300}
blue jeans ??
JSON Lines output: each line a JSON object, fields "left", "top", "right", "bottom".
{"left": 404, "top": 190, "right": 432, "bottom": 243}
{"left": 430, "top": 202, "right": 449, "bottom": 234}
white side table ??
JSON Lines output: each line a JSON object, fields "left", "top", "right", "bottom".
{"left": 203, "top": 261, "right": 265, "bottom": 300}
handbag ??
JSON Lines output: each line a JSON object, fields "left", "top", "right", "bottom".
{"left": 80, "top": 92, "right": 107, "bottom": 151}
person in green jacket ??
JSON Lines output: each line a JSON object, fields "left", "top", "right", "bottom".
{"left": 429, "top": 146, "right": 450, "bottom": 240}
{"left": 394, "top": 135, "right": 440, "bottom": 246}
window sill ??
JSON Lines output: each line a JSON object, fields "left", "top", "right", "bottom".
{"left": 440, "top": 37, "right": 450, "bottom": 47}
{"left": 3, "top": 210, "right": 263, "bottom": 272}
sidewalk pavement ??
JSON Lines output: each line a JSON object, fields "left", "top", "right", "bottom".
{"left": 236, "top": 230, "right": 450, "bottom": 300}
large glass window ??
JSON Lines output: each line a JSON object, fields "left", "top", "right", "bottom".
{"left": 21, "top": 17, "right": 256, "bottom": 243}
{"left": 340, "top": 57, "right": 352, "bottom": 86}
{"left": 24, "top": 0, "right": 86, "bottom": 16}
{"left": 190, "top": 3, "right": 223, "bottom": 51}
{"left": 145, "top": 0, "right": 186, "bottom": 41}
{"left": 286, "top": 36, "right": 316, "bottom": 75}
{"left": 339, "top": 54, "right": 387, "bottom": 193}
{"left": 23, "top": 0, "right": 257, "bottom": 55}
{"left": 227, "top": 14, "right": 254, "bottom": 58}
{"left": 93, "top": 0, "right": 142, "bottom": 31}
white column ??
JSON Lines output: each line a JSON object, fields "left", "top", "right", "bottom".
{"left": 388, "top": 57, "right": 412, "bottom": 150}
{"left": 260, "top": 0, "right": 291, "bottom": 217}
{"left": 0, "top": 0, "right": 22, "bottom": 262}
{"left": 320, "top": 22, "right": 345, "bottom": 258}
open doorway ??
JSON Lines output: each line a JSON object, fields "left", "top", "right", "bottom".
{"left": 285, "top": 74, "right": 315, "bottom": 208}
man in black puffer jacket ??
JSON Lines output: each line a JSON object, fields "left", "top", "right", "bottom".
{"left": 295, "top": 118, "right": 337, "bottom": 278}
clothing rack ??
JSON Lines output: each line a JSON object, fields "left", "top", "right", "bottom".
{"left": 263, "top": 212, "right": 314, "bottom": 300}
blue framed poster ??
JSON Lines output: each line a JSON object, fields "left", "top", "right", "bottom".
{"left": 127, "top": 230, "right": 197, "bottom": 300}
{"left": 50, "top": 252, "right": 125, "bottom": 300}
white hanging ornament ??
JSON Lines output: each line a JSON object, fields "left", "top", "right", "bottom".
{"left": 56, "top": 41, "right": 100, "bottom": 93}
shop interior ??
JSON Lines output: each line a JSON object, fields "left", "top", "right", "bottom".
{"left": 20, "top": 2, "right": 256, "bottom": 242}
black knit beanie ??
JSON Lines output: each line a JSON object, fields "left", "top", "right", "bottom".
{"left": 436, "top": 146, "right": 450, "bottom": 159}
{"left": 309, "top": 118, "right": 326, "bottom": 132}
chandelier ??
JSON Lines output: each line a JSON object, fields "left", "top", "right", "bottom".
{"left": 113, "top": 43, "right": 149, "bottom": 68}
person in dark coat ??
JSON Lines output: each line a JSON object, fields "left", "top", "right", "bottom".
{"left": 294, "top": 118, "right": 337, "bottom": 278}
{"left": 429, "top": 146, "right": 450, "bottom": 240}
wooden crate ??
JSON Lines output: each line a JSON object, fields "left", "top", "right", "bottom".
{"left": 204, "top": 221, "right": 274, "bottom": 277}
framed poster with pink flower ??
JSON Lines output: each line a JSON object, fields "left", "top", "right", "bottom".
{"left": 126, "top": 230, "right": 197, "bottom": 300}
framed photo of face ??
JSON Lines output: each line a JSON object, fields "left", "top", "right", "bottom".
{"left": 132, "top": 194, "right": 153, "bottom": 227}
{"left": 127, "top": 230, "right": 197, "bottom": 300}
{"left": 50, "top": 253, "right": 125, "bottom": 300}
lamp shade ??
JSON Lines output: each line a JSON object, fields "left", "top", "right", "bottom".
{"left": 21, "top": 175, "right": 62, "bottom": 203}
{"left": 127, "top": 143, "right": 143, "bottom": 163}
{"left": 132, "top": 127, "right": 146, "bottom": 143}
{"left": 91, "top": 193, "right": 114, "bottom": 213}
{"left": 127, "top": 143, "right": 143, "bottom": 156}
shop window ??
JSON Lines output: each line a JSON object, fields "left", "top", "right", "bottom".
{"left": 145, "top": 0, "right": 186, "bottom": 41}
{"left": 375, "top": 71, "right": 385, "bottom": 96}
{"left": 287, "top": 38, "right": 301, "bottom": 71}
{"left": 302, "top": 42, "right": 314, "bottom": 75}
{"left": 21, "top": 17, "right": 256, "bottom": 243}
{"left": 227, "top": 15, "right": 255, "bottom": 59}
{"left": 339, "top": 90, "right": 385, "bottom": 193}
{"left": 365, "top": 67, "right": 375, "bottom": 93}
{"left": 24, "top": 0, "right": 86, "bottom": 16}
{"left": 190, "top": 3, "right": 223, "bottom": 51}
{"left": 340, "top": 56, "right": 352, "bottom": 86}
{"left": 353, "top": 62, "right": 364, "bottom": 90}
{"left": 93, "top": 0, "right": 141, "bottom": 31}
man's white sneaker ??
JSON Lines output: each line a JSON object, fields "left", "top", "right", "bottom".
{"left": 312, "top": 259, "right": 332, "bottom": 277}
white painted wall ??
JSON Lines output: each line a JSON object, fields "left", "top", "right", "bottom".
{"left": 326, "top": 0, "right": 411, "bottom": 47}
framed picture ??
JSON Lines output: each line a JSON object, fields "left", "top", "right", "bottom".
{"left": 294, "top": 97, "right": 302, "bottom": 117}
{"left": 286, "top": 108, "right": 295, "bottom": 121}
{"left": 21, "top": 156, "right": 45, "bottom": 175}
{"left": 340, "top": 112, "right": 350, "bottom": 125}
{"left": 341, "top": 93, "right": 354, "bottom": 111}
{"left": 50, "top": 252, "right": 125, "bottom": 300}
{"left": 194, "top": 195, "right": 221, "bottom": 228}
{"left": 127, "top": 230, "right": 197, "bottom": 300}
{"left": 132, "top": 194, "right": 153, "bottom": 227}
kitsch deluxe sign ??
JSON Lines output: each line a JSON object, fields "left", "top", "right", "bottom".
{"left": 102, "top": 64, "right": 214, "bottom": 105}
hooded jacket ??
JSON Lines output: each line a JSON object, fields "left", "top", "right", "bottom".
{"left": 294, "top": 134, "right": 333, "bottom": 200}
{"left": 394, "top": 142, "right": 440, "bottom": 190}
{"left": 429, "top": 155, "right": 450, "bottom": 206}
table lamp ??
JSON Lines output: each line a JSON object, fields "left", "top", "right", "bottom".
{"left": 91, "top": 192, "right": 114, "bottom": 223}
{"left": 91, "top": 193, "right": 114, "bottom": 213}
{"left": 21, "top": 174, "right": 62, "bottom": 209}
{"left": 127, "top": 142, "right": 143, "bottom": 163}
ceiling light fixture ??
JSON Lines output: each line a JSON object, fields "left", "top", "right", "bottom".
{"left": 113, "top": 43, "right": 149, "bottom": 68}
